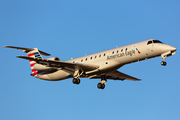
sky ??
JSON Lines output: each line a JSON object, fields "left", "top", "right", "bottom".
{"left": 0, "top": 0, "right": 180, "bottom": 120}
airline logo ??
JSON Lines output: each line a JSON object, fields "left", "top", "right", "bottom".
{"left": 136, "top": 48, "right": 141, "bottom": 54}
{"left": 107, "top": 49, "right": 135, "bottom": 60}
{"left": 34, "top": 52, "right": 42, "bottom": 58}
{"left": 28, "top": 52, "right": 42, "bottom": 58}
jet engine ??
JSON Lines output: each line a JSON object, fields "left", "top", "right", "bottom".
{"left": 46, "top": 57, "right": 60, "bottom": 61}
{"left": 33, "top": 57, "right": 60, "bottom": 71}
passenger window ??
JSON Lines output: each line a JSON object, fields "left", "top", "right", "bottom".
{"left": 95, "top": 56, "right": 97, "bottom": 58}
{"left": 90, "top": 57, "right": 92, "bottom": 60}
{"left": 99, "top": 55, "right": 101, "bottom": 57}
{"left": 81, "top": 59, "right": 83, "bottom": 62}
{"left": 104, "top": 53, "right": 106, "bottom": 56}
{"left": 121, "top": 49, "right": 123, "bottom": 52}
{"left": 147, "top": 41, "right": 152, "bottom": 45}
{"left": 117, "top": 50, "right": 119, "bottom": 53}
{"left": 112, "top": 51, "right": 114, "bottom": 54}
{"left": 85, "top": 58, "right": 88, "bottom": 61}
{"left": 126, "top": 48, "right": 128, "bottom": 51}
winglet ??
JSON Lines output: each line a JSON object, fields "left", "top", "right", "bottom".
{"left": 3, "top": 46, "right": 51, "bottom": 56}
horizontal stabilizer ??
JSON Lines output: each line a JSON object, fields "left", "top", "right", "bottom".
{"left": 3, "top": 46, "right": 51, "bottom": 56}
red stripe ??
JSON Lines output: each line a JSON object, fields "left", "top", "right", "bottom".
{"left": 30, "top": 63, "right": 36, "bottom": 67}
{"left": 32, "top": 69, "right": 36, "bottom": 72}
{"left": 29, "top": 60, "right": 32, "bottom": 62}
{"left": 33, "top": 71, "right": 38, "bottom": 76}
{"left": 138, "top": 51, "right": 141, "bottom": 54}
{"left": 28, "top": 53, "right": 34, "bottom": 57}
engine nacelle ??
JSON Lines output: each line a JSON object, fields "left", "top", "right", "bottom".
{"left": 33, "top": 57, "right": 60, "bottom": 71}
{"left": 46, "top": 57, "right": 60, "bottom": 61}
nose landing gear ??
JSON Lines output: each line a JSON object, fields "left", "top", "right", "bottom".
{"left": 161, "top": 56, "right": 167, "bottom": 66}
{"left": 161, "top": 61, "right": 167, "bottom": 66}
{"left": 160, "top": 51, "right": 176, "bottom": 66}
{"left": 161, "top": 53, "right": 168, "bottom": 66}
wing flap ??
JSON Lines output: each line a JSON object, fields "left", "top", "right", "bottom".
{"left": 17, "top": 56, "right": 99, "bottom": 71}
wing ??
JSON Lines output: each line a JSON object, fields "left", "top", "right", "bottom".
{"left": 91, "top": 71, "right": 140, "bottom": 81}
{"left": 17, "top": 56, "right": 99, "bottom": 71}
{"left": 106, "top": 71, "right": 141, "bottom": 81}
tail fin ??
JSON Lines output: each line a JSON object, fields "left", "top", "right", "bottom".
{"left": 4, "top": 46, "right": 50, "bottom": 76}
{"left": 27, "top": 48, "right": 43, "bottom": 76}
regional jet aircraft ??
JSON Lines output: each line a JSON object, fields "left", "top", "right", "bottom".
{"left": 4, "top": 39, "right": 177, "bottom": 89}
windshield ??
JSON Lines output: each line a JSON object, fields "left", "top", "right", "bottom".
{"left": 147, "top": 41, "right": 153, "bottom": 45}
{"left": 147, "top": 40, "right": 163, "bottom": 45}
{"left": 153, "top": 40, "right": 163, "bottom": 43}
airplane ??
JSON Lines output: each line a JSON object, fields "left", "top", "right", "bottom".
{"left": 4, "top": 39, "right": 177, "bottom": 89}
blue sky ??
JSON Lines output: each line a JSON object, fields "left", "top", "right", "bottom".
{"left": 1, "top": 0, "right": 180, "bottom": 120}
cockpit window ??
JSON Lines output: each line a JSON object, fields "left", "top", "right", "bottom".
{"left": 153, "top": 40, "right": 162, "bottom": 43}
{"left": 147, "top": 41, "right": 153, "bottom": 45}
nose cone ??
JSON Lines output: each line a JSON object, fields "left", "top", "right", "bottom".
{"left": 168, "top": 46, "right": 177, "bottom": 52}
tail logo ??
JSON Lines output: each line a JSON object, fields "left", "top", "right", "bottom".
{"left": 28, "top": 52, "right": 42, "bottom": 76}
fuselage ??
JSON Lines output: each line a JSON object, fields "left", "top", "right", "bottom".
{"left": 36, "top": 39, "right": 176, "bottom": 81}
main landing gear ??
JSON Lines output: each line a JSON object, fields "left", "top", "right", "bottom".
{"left": 97, "top": 75, "right": 107, "bottom": 89}
{"left": 72, "top": 78, "right": 80, "bottom": 84}
{"left": 72, "top": 67, "right": 82, "bottom": 85}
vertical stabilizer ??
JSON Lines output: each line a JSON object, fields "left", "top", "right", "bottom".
{"left": 25, "top": 48, "right": 43, "bottom": 76}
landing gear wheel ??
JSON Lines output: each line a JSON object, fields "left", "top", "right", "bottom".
{"left": 161, "top": 61, "right": 167, "bottom": 66}
{"left": 76, "top": 79, "right": 80, "bottom": 84}
{"left": 73, "top": 78, "right": 77, "bottom": 84}
{"left": 97, "top": 83, "right": 102, "bottom": 89}
{"left": 72, "top": 78, "right": 81, "bottom": 84}
{"left": 97, "top": 83, "right": 105, "bottom": 89}
{"left": 101, "top": 84, "right": 105, "bottom": 89}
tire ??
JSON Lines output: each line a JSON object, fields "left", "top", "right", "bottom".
{"left": 73, "top": 78, "right": 77, "bottom": 84}
{"left": 76, "top": 79, "right": 80, "bottom": 84}
{"left": 101, "top": 84, "right": 105, "bottom": 89}
{"left": 97, "top": 83, "right": 102, "bottom": 89}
